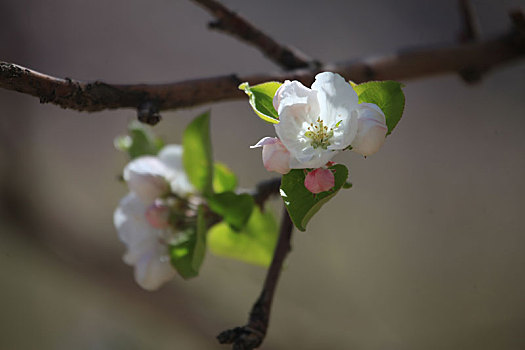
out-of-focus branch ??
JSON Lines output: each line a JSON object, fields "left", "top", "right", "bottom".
{"left": 248, "top": 177, "right": 281, "bottom": 208}
{"left": 1, "top": 10, "right": 524, "bottom": 119}
{"left": 217, "top": 207, "right": 293, "bottom": 350}
{"left": 458, "top": 0, "right": 482, "bottom": 82}
{"left": 458, "top": 0, "right": 481, "bottom": 43}
{"left": 191, "top": 0, "right": 314, "bottom": 70}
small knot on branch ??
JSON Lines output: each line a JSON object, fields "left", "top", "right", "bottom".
{"left": 217, "top": 326, "right": 265, "bottom": 350}
{"left": 208, "top": 19, "right": 225, "bottom": 30}
{"left": 137, "top": 101, "right": 161, "bottom": 125}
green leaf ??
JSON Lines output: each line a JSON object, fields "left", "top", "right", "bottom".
{"left": 280, "top": 164, "right": 349, "bottom": 231}
{"left": 208, "top": 207, "right": 278, "bottom": 267}
{"left": 207, "top": 192, "right": 254, "bottom": 231}
{"left": 183, "top": 111, "right": 214, "bottom": 197}
{"left": 213, "top": 163, "right": 237, "bottom": 193}
{"left": 114, "top": 121, "right": 164, "bottom": 159}
{"left": 352, "top": 81, "right": 405, "bottom": 135}
{"left": 239, "top": 82, "right": 281, "bottom": 124}
{"left": 169, "top": 205, "right": 207, "bottom": 279}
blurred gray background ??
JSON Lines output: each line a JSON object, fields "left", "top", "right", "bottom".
{"left": 1, "top": 0, "right": 524, "bottom": 349}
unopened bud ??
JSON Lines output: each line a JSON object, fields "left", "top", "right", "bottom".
{"left": 304, "top": 167, "right": 335, "bottom": 194}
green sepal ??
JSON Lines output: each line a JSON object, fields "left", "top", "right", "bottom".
{"left": 114, "top": 121, "right": 164, "bottom": 159}
{"left": 239, "top": 82, "right": 281, "bottom": 124}
{"left": 183, "top": 111, "right": 214, "bottom": 197}
{"left": 207, "top": 192, "right": 254, "bottom": 231}
{"left": 351, "top": 81, "right": 405, "bottom": 135}
{"left": 207, "top": 207, "right": 278, "bottom": 267}
{"left": 280, "top": 164, "right": 349, "bottom": 231}
{"left": 169, "top": 205, "right": 207, "bottom": 279}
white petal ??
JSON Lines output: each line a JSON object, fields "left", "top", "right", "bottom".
{"left": 311, "top": 72, "right": 359, "bottom": 143}
{"left": 250, "top": 137, "right": 279, "bottom": 148}
{"left": 124, "top": 157, "right": 171, "bottom": 203}
{"left": 169, "top": 172, "right": 194, "bottom": 197}
{"left": 114, "top": 193, "right": 153, "bottom": 248}
{"left": 114, "top": 193, "right": 176, "bottom": 290}
{"left": 289, "top": 150, "right": 337, "bottom": 169}
{"left": 274, "top": 106, "right": 316, "bottom": 163}
{"left": 328, "top": 108, "right": 359, "bottom": 150}
{"left": 273, "top": 80, "right": 319, "bottom": 117}
{"left": 157, "top": 145, "right": 194, "bottom": 196}
{"left": 351, "top": 103, "right": 387, "bottom": 156}
{"left": 133, "top": 249, "right": 176, "bottom": 291}
{"left": 114, "top": 193, "right": 166, "bottom": 262}
{"left": 158, "top": 145, "right": 184, "bottom": 172}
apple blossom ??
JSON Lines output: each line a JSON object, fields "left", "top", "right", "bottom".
{"left": 272, "top": 72, "right": 359, "bottom": 169}
{"left": 304, "top": 167, "right": 335, "bottom": 194}
{"left": 114, "top": 145, "right": 194, "bottom": 290}
{"left": 252, "top": 72, "right": 388, "bottom": 173}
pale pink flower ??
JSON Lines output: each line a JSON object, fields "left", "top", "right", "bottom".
{"left": 114, "top": 145, "right": 193, "bottom": 290}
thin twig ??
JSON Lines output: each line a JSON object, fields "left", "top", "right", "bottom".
{"left": 191, "top": 0, "right": 313, "bottom": 70}
{"left": 217, "top": 207, "right": 294, "bottom": 350}
{"left": 458, "top": 0, "right": 481, "bottom": 43}
{"left": 1, "top": 13, "right": 524, "bottom": 115}
{"left": 458, "top": 0, "right": 483, "bottom": 82}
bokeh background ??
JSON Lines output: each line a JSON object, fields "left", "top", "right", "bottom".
{"left": 1, "top": 0, "right": 525, "bottom": 349}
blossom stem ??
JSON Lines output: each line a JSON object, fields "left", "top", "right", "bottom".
{"left": 217, "top": 207, "right": 294, "bottom": 349}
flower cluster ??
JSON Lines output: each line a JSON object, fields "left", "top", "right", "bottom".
{"left": 252, "top": 72, "right": 387, "bottom": 192}
{"left": 113, "top": 145, "right": 194, "bottom": 290}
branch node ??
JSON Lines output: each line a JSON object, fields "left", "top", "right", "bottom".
{"left": 208, "top": 19, "right": 224, "bottom": 30}
{"left": 458, "top": 67, "right": 483, "bottom": 84}
{"left": 217, "top": 326, "right": 264, "bottom": 349}
{"left": 137, "top": 101, "right": 161, "bottom": 125}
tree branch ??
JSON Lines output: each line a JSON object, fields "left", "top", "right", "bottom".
{"left": 217, "top": 207, "right": 294, "bottom": 350}
{"left": 191, "top": 0, "right": 314, "bottom": 70}
{"left": 248, "top": 177, "right": 281, "bottom": 208}
{"left": 457, "top": 0, "right": 483, "bottom": 82}
{"left": 1, "top": 11, "right": 524, "bottom": 116}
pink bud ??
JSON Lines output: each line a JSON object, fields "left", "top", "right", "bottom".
{"left": 251, "top": 137, "right": 291, "bottom": 174}
{"left": 304, "top": 168, "right": 335, "bottom": 194}
{"left": 145, "top": 200, "right": 170, "bottom": 229}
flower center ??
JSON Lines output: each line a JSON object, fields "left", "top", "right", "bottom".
{"left": 304, "top": 117, "right": 335, "bottom": 150}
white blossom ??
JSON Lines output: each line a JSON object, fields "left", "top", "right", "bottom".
{"left": 253, "top": 72, "right": 388, "bottom": 171}
{"left": 114, "top": 145, "right": 193, "bottom": 290}
{"left": 272, "top": 72, "right": 359, "bottom": 169}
